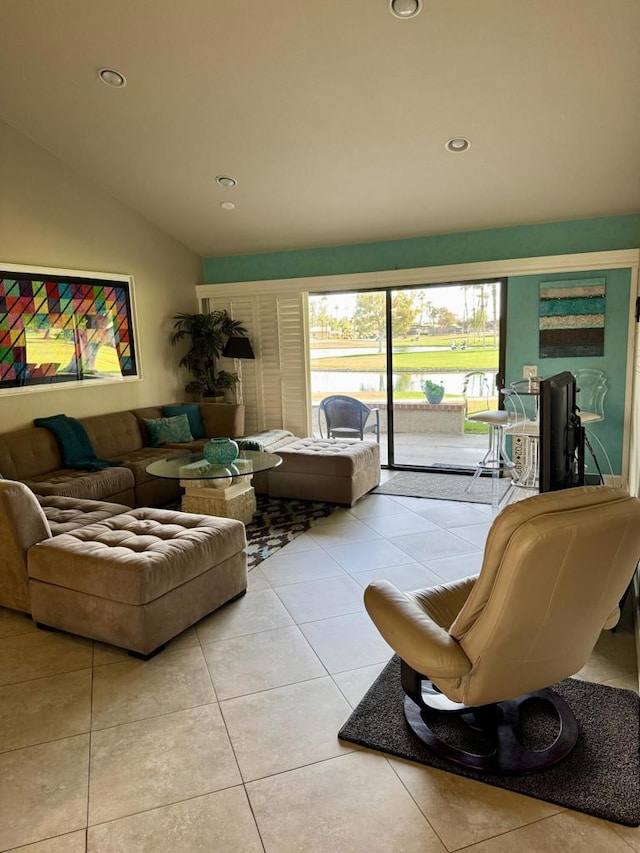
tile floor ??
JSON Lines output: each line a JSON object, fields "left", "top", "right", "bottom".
{"left": 0, "top": 487, "right": 638, "bottom": 852}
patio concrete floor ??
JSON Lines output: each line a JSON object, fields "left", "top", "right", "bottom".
{"left": 378, "top": 431, "right": 488, "bottom": 469}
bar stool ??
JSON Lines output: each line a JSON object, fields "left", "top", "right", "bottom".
{"left": 573, "top": 368, "right": 612, "bottom": 482}
{"left": 500, "top": 381, "right": 541, "bottom": 505}
{"left": 462, "top": 372, "right": 515, "bottom": 500}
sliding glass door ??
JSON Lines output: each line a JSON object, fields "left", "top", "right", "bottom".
{"left": 309, "top": 290, "right": 389, "bottom": 462}
{"left": 388, "top": 281, "right": 504, "bottom": 470}
{"left": 309, "top": 279, "right": 506, "bottom": 472}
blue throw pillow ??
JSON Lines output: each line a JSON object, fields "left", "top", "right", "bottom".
{"left": 162, "top": 404, "right": 205, "bottom": 439}
{"left": 144, "top": 413, "right": 193, "bottom": 447}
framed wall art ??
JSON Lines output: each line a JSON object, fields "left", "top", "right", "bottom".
{"left": 0, "top": 264, "right": 139, "bottom": 393}
{"left": 539, "top": 277, "right": 606, "bottom": 358}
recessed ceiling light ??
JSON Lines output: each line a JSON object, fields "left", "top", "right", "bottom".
{"left": 445, "top": 137, "right": 471, "bottom": 153}
{"left": 220, "top": 202, "right": 236, "bottom": 210}
{"left": 98, "top": 68, "right": 127, "bottom": 88}
{"left": 388, "top": 0, "right": 422, "bottom": 19}
{"left": 216, "top": 175, "right": 238, "bottom": 188}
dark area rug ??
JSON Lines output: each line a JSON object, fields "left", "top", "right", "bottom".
{"left": 245, "top": 495, "right": 338, "bottom": 571}
{"left": 338, "top": 656, "right": 640, "bottom": 826}
{"left": 375, "top": 471, "right": 510, "bottom": 504}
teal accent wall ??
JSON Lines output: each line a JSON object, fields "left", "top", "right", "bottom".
{"left": 203, "top": 214, "right": 640, "bottom": 283}
{"left": 506, "top": 267, "right": 632, "bottom": 474}
{"left": 203, "top": 214, "right": 638, "bottom": 475}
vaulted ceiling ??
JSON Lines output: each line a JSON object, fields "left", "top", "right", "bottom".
{"left": 1, "top": 0, "right": 638, "bottom": 257}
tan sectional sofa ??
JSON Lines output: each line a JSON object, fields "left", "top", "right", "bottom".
{"left": 0, "top": 406, "right": 380, "bottom": 657}
{"left": 0, "top": 402, "right": 381, "bottom": 508}
{"left": 0, "top": 402, "right": 245, "bottom": 508}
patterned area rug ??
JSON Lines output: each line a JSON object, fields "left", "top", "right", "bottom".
{"left": 245, "top": 495, "right": 338, "bottom": 570}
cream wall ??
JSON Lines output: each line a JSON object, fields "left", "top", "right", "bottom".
{"left": 0, "top": 120, "right": 201, "bottom": 431}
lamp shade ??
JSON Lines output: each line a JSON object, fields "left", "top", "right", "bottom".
{"left": 222, "top": 336, "right": 255, "bottom": 360}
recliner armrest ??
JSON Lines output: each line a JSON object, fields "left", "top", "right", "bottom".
{"left": 364, "top": 580, "right": 472, "bottom": 679}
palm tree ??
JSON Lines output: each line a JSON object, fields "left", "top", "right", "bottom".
{"left": 171, "top": 311, "right": 247, "bottom": 396}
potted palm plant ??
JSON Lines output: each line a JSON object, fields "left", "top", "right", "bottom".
{"left": 171, "top": 311, "right": 247, "bottom": 399}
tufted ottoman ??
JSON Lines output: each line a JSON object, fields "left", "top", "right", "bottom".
{"left": 267, "top": 438, "right": 380, "bottom": 506}
{"left": 28, "top": 507, "right": 247, "bottom": 658}
{"left": 37, "top": 494, "right": 132, "bottom": 534}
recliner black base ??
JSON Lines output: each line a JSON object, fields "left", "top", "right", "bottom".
{"left": 401, "top": 660, "right": 579, "bottom": 774}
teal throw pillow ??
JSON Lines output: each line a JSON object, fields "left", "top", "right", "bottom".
{"left": 144, "top": 413, "right": 193, "bottom": 447}
{"left": 162, "top": 403, "right": 205, "bottom": 439}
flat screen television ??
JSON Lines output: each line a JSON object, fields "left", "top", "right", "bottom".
{"left": 538, "top": 371, "right": 585, "bottom": 492}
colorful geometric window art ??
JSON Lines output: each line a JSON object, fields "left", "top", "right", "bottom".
{"left": 539, "top": 278, "right": 606, "bottom": 358}
{"left": 0, "top": 271, "right": 138, "bottom": 389}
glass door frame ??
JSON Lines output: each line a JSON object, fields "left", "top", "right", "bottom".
{"left": 384, "top": 277, "right": 509, "bottom": 473}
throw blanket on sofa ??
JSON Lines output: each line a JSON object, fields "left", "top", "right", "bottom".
{"left": 237, "top": 429, "right": 295, "bottom": 451}
{"left": 34, "top": 414, "right": 121, "bottom": 471}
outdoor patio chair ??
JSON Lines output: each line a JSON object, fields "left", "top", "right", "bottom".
{"left": 318, "top": 395, "right": 380, "bottom": 442}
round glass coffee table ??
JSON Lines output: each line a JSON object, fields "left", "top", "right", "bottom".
{"left": 146, "top": 450, "right": 282, "bottom": 523}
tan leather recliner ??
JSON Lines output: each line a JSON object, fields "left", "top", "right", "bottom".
{"left": 364, "top": 486, "right": 640, "bottom": 772}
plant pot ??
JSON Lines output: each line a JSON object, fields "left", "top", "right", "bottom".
{"left": 203, "top": 437, "right": 239, "bottom": 465}
{"left": 424, "top": 387, "right": 445, "bottom": 405}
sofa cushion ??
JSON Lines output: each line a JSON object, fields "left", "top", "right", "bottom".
{"left": 144, "top": 414, "right": 193, "bottom": 447}
{"left": 23, "top": 466, "right": 135, "bottom": 502}
{"left": 0, "top": 427, "right": 62, "bottom": 479}
{"left": 28, "top": 508, "right": 247, "bottom": 606}
{"left": 0, "top": 439, "right": 18, "bottom": 480}
{"left": 115, "top": 448, "right": 184, "bottom": 486}
{"left": 163, "top": 404, "right": 205, "bottom": 439}
{"left": 38, "top": 495, "right": 131, "bottom": 535}
{"left": 198, "top": 402, "right": 245, "bottom": 438}
{"left": 33, "top": 414, "right": 121, "bottom": 471}
{"left": 80, "top": 411, "right": 145, "bottom": 459}
{"left": 131, "top": 403, "right": 245, "bottom": 442}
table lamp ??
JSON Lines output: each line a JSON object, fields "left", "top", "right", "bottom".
{"left": 222, "top": 336, "right": 255, "bottom": 405}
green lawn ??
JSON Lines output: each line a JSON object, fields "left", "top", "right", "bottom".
{"left": 311, "top": 347, "right": 498, "bottom": 371}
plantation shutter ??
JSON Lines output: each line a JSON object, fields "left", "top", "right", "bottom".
{"left": 202, "top": 293, "right": 310, "bottom": 437}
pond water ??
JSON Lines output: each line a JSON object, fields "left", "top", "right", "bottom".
{"left": 311, "top": 370, "right": 470, "bottom": 395}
